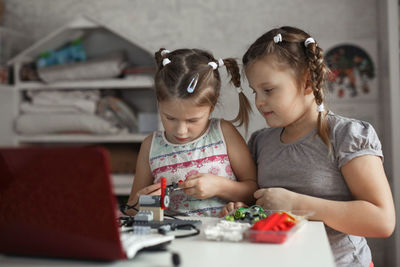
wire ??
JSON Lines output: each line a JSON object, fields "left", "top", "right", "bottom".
{"left": 172, "top": 224, "right": 200, "bottom": 239}
{"left": 120, "top": 200, "right": 139, "bottom": 215}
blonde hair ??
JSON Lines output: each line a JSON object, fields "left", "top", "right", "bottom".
{"left": 154, "top": 48, "right": 252, "bottom": 131}
{"left": 242, "top": 26, "right": 332, "bottom": 152}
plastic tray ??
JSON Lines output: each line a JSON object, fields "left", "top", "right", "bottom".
{"left": 243, "top": 210, "right": 312, "bottom": 244}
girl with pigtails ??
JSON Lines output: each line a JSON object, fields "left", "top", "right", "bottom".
{"left": 126, "top": 48, "right": 257, "bottom": 217}
{"left": 220, "top": 26, "right": 395, "bottom": 267}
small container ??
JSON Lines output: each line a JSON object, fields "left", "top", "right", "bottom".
{"left": 244, "top": 210, "right": 313, "bottom": 244}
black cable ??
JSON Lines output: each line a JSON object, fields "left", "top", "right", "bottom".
{"left": 118, "top": 216, "right": 135, "bottom": 227}
{"left": 172, "top": 224, "right": 200, "bottom": 239}
{"left": 164, "top": 214, "right": 178, "bottom": 220}
{"left": 120, "top": 200, "right": 139, "bottom": 215}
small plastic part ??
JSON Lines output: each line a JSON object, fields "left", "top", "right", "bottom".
{"left": 161, "top": 177, "right": 167, "bottom": 209}
{"left": 139, "top": 195, "right": 161, "bottom": 207}
{"left": 134, "top": 210, "right": 153, "bottom": 222}
{"left": 227, "top": 205, "right": 268, "bottom": 224}
{"left": 163, "top": 195, "right": 170, "bottom": 208}
{"left": 204, "top": 220, "right": 251, "bottom": 242}
{"left": 158, "top": 224, "right": 172, "bottom": 235}
{"left": 132, "top": 225, "right": 152, "bottom": 235}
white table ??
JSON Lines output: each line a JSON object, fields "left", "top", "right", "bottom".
{"left": 0, "top": 218, "right": 335, "bottom": 267}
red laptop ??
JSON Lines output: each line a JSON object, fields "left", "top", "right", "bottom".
{"left": 0, "top": 146, "right": 173, "bottom": 261}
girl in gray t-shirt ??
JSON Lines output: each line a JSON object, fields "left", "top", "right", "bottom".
{"left": 221, "top": 26, "right": 395, "bottom": 267}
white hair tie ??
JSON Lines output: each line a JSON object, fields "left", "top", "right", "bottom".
{"left": 162, "top": 58, "right": 171, "bottom": 66}
{"left": 218, "top": 58, "right": 224, "bottom": 68}
{"left": 317, "top": 103, "right": 325, "bottom": 113}
{"left": 208, "top": 62, "right": 218, "bottom": 70}
{"left": 236, "top": 87, "right": 243, "bottom": 94}
{"left": 160, "top": 49, "right": 170, "bottom": 56}
{"left": 304, "top": 37, "right": 315, "bottom": 47}
{"left": 273, "top": 33, "right": 282, "bottom": 43}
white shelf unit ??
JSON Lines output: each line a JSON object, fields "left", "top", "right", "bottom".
{"left": 9, "top": 16, "right": 158, "bottom": 196}
{"left": 16, "top": 133, "right": 149, "bottom": 144}
{"left": 112, "top": 173, "right": 134, "bottom": 195}
{"left": 14, "top": 76, "right": 154, "bottom": 90}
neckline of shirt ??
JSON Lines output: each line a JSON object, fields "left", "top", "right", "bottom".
{"left": 161, "top": 119, "right": 214, "bottom": 147}
{"left": 277, "top": 127, "right": 318, "bottom": 147}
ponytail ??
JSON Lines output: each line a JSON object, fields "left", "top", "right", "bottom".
{"left": 221, "top": 58, "right": 252, "bottom": 133}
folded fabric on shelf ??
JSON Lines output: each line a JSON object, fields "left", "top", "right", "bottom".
{"left": 97, "top": 96, "right": 138, "bottom": 133}
{"left": 20, "top": 102, "right": 84, "bottom": 114}
{"left": 26, "top": 90, "right": 100, "bottom": 114}
{"left": 37, "top": 51, "right": 127, "bottom": 83}
{"left": 15, "top": 113, "right": 122, "bottom": 135}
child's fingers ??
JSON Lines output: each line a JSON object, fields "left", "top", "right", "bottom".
{"left": 218, "top": 202, "right": 234, "bottom": 217}
{"left": 218, "top": 206, "right": 230, "bottom": 217}
{"left": 149, "top": 189, "right": 161, "bottom": 195}
{"left": 179, "top": 178, "right": 197, "bottom": 189}
{"left": 234, "top": 202, "right": 247, "bottom": 209}
{"left": 218, "top": 209, "right": 227, "bottom": 217}
{"left": 253, "top": 188, "right": 265, "bottom": 199}
{"left": 226, "top": 202, "right": 236, "bottom": 213}
{"left": 139, "top": 183, "right": 161, "bottom": 195}
{"left": 185, "top": 173, "right": 202, "bottom": 180}
{"left": 255, "top": 198, "right": 265, "bottom": 208}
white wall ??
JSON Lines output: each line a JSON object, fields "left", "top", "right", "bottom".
{"left": 378, "top": 1, "right": 400, "bottom": 267}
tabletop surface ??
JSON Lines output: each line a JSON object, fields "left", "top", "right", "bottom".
{"left": 0, "top": 218, "right": 335, "bottom": 267}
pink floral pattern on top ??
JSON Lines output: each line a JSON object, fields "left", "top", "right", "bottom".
{"left": 185, "top": 169, "right": 199, "bottom": 179}
{"left": 149, "top": 119, "right": 236, "bottom": 217}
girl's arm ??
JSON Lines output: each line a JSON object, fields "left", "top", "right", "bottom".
{"left": 309, "top": 155, "right": 395, "bottom": 237}
{"left": 125, "top": 134, "right": 159, "bottom": 216}
{"left": 217, "top": 120, "right": 258, "bottom": 203}
{"left": 258, "top": 155, "right": 395, "bottom": 237}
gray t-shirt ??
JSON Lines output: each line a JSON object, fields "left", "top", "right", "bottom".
{"left": 248, "top": 112, "right": 383, "bottom": 267}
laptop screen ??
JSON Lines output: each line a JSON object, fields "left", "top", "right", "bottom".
{"left": 0, "top": 146, "right": 126, "bottom": 260}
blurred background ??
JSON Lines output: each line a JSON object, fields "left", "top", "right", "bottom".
{"left": 0, "top": 1, "right": 398, "bottom": 266}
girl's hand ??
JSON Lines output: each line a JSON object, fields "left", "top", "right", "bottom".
{"left": 125, "top": 183, "right": 161, "bottom": 216}
{"left": 218, "top": 202, "right": 248, "bottom": 217}
{"left": 179, "top": 173, "right": 220, "bottom": 199}
{"left": 254, "top": 187, "right": 297, "bottom": 210}
{"left": 136, "top": 183, "right": 161, "bottom": 198}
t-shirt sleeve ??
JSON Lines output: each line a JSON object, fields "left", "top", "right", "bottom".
{"left": 247, "top": 129, "right": 262, "bottom": 163}
{"left": 334, "top": 120, "right": 383, "bottom": 168}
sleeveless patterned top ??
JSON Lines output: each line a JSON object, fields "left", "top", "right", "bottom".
{"left": 149, "top": 119, "right": 236, "bottom": 216}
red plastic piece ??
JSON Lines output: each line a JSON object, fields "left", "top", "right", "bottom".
{"left": 249, "top": 212, "right": 297, "bottom": 243}
{"left": 160, "top": 177, "right": 167, "bottom": 209}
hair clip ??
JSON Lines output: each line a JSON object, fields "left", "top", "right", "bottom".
{"left": 208, "top": 62, "right": 218, "bottom": 70}
{"left": 304, "top": 37, "right": 315, "bottom": 47}
{"left": 273, "top": 33, "right": 282, "bottom": 43}
{"left": 187, "top": 73, "right": 199, "bottom": 93}
{"left": 162, "top": 58, "right": 171, "bottom": 66}
{"left": 317, "top": 103, "right": 325, "bottom": 113}
{"left": 161, "top": 49, "right": 170, "bottom": 56}
{"left": 218, "top": 58, "right": 224, "bottom": 68}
